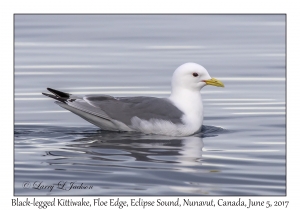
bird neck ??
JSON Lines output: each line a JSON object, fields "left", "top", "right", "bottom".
{"left": 169, "top": 88, "right": 203, "bottom": 116}
{"left": 169, "top": 87, "right": 202, "bottom": 103}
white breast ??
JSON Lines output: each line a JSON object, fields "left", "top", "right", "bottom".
{"left": 169, "top": 89, "right": 204, "bottom": 134}
{"left": 130, "top": 116, "right": 198, "bottom": 136}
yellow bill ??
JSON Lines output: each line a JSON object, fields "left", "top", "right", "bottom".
{"left": 205, "top": 78, "right": 224, "bottom": 87}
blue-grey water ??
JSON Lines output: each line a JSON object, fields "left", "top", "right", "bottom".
{"left": 14, "top": 15, "right": 286, "bottom": 195}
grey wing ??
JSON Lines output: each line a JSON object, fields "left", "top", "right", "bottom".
{"left": 43, "top": 88, "right": 111, "bottom": 120}
{"left": 43, "top": 89, "right": 121, "bottom": 130}
{"left": 56, "top": 95, "right": 122, "bottom": 131}
{"left": 66, "top": 97, "right": 112, "bottom": 120}
{"left": 83, "top": 95, "right": 184, "bottom": 125}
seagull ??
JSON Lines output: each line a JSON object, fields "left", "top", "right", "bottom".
{"left": 42, "top": 63, "right": 224, "bottom": 136}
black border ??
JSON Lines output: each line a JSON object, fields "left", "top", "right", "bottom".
{"left": 13, "top": 13, "right": 287, "bottom": 197}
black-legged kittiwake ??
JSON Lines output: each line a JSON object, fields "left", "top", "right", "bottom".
{"left": 42, "top": 63, "right": 224, "bottom": 136}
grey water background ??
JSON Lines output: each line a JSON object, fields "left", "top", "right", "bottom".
{"left": 14, "top": 15, "right": 285, "bottom": 195}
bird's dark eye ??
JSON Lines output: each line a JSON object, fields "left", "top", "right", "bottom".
{"left": 193, "top": 73, "right": 198, "bottom": 77}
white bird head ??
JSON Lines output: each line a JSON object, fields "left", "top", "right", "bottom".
{"left": 171, "top": 62, "right": 224, "bottom": 92}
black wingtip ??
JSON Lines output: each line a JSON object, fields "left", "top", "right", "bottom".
{"left": 47, "top": 88, "right": 70, "bottom": 98}
{"left": 42, "top": 92, "right": 66, "bottom": 103}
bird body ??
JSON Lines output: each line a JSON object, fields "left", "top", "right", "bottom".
{"left": 43, "top": 63, "right": 224, "bottom": 136}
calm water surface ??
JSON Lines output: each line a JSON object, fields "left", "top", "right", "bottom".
{"left": 14, "top": 15, "right": 286, "bottom": 195}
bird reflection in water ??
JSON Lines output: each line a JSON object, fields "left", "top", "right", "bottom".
{"left": 37, "top": 125, "right": 226, "bottom": 194}
{"left": 45, "top": 125, "right": 224, "bottom": 171}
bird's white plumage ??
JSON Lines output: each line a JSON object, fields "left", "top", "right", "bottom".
{"left": 167, "top": 63, "right": 212, "bottom": 135}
